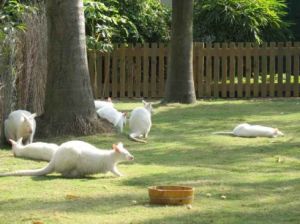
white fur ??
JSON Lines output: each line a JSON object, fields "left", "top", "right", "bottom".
{"left": 9, "top": 138, "right": 58, "bottom": 161}
{"left": 214, "top": 123, "right": 284, "bottom": 138}
{"left": 4, "top": 110, "right": 37, "bottom": 145}
{"left": 129, "top": 100, "right": 153, "bottom": 143}
{"left": 96, "top": 106, "right": 127, "bottom": 133}
{"left": 0, "top": 141, "right": 134, "bottom": 178}
{"left": 94, "top": 98, "right": 114, "bottom": 110}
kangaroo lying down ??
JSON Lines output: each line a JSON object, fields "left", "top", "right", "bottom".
{"left": 0, "top": 141, "right": 134, "bottom": 178}
{"left": 9, "top": 138, "right": 58, "bottom": 161}
{"left": 213, "top": 123, "right": 284, "bottom": 138}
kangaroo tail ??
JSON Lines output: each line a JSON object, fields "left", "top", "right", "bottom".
{"left": 0, "top": 160, "right": 55, "bottom": 177}
{"left": 129, "top": 133, "right": 147, "bottom": 143}
{"left": 212, "top": 131, "right": 235, "bottom": 136}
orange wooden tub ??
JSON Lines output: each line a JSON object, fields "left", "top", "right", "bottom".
{"left": 148, "top": 186, "right": 194, "bottom": 205}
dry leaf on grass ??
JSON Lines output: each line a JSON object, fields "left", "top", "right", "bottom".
{"left": 65, "top": 194, "right": 80, "bottom": 200}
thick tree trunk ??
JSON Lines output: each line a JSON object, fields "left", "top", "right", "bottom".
{"left": 38, "top": 0, "right": 112, "bottom": 137}
{"left": 164, "top": 0, "right": 196, "bottom": 104}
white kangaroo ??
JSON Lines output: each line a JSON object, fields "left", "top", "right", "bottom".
{"left": 96, "top": 106, "right": 127, "bottom": 133}
{"left": 9, "top": 138, "right": 58, "bottom": 161}
{"left": 4, "top": 110, "right": 37, "bottom": 145}
{"left": 129, "top": 100, "right": 153, "bottom": 143}
{"left": 94, "top": 97, "right": 114, "bottom": 110}
{"left": 213, "top": 123, "right": 284, "bottom": 138}
{"left": 0, "top": 141, "right": 134, "bottom": 178}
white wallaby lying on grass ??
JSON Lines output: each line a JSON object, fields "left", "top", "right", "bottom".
{"left": 9, "top": 138, "right": 58, "bottom": 161}
{"left": 96, "top": 106, "right": 127, "bottom": 133}
{"left": 94, "top": 97, "right": 114, "bottom": 110}
{"left": 213, "top": 123, "right": 284, "bottom": 138}
{"left": 4, "top": 110, "right": 37, "bottom": 145}
{"left": 129, "top": 100, "right": 153, "bottom": 143}
{"left": 0, "top": 141, "right": 134, "bottom": 178}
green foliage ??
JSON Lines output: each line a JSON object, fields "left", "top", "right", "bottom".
{"left": 193, "top": 0, "right": 292, "bottom": 43}
{"left": 0, "top": 0, "right": 35, "bottom": 35}
{"left": 117, "top": 0, "right": 171, "bottom": 43}
{"left": 84, "top": 0, "right": 170, "bottom": 51}
{"left": 84, "top": 0, "right": 140, "bottom": 52}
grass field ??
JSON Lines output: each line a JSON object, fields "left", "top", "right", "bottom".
{"left": 0, "top": 99, "right": 300, "bottom": 224}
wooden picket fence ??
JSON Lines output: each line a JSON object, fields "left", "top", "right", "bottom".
{"left": 87, "top": 42, "right": 300, "bottom": 99}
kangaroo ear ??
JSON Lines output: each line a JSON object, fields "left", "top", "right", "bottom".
{"left": 30, "top": 113, "right": 37, "bottom": 119}
{"left": 142, "top": 100, "right": 146, "bottom": 105}
{"left": 8, "top": 139, "right": 17, "bottom": 145}
{"left": 117, "top": 142, "right": 124, "bottom": 148}
{"left": 17, "top": 137, "right": 23, "bottom": 144}
{"left": 123, "top": 112, "right": 127, "bottom": 118}
{"left": 107, "top": 97, "right": 112, "bottom": 102}
{"left": 112, "top": 144, "right": 120, "bottom": 153}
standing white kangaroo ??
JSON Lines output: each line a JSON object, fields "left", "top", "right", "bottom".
{"left": 96, "top": 106, "right": 127, "bottom": 133}
{"left": 0, "top": 141, "right": 134, "bottom": 178}
{"left": 9, "top": 138, "right": 58, "bottom": 161}
{"left": 213, "top": 123, "right": 284, "bottom": 138}
{"left": 129, "top": 100, "right": 153, "bottom": 143}
{"left": 4, "top": 110, "right": 37, "bottom": 145}
{"left": 94, "top": 97, "right": 114, "bottom": 110}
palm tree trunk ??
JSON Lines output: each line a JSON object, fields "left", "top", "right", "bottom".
{"left": 164, "top": 0, "right": 196, "bottom": 104}
{"left": 38, "top": 0, "right": 111, "bottom": 136}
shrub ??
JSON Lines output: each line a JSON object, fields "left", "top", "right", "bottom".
{"left": 193, "top": 0, "right": 292, "bottom": 43}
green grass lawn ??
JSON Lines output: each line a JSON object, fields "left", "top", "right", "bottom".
{"left": 0, "top": 99, "right": 300, "bottom": 224}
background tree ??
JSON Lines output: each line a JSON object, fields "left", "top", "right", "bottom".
{"left": 164, "top": 0, "right": 196, "bottom": 104}
{"left": 84, "top": 0, "right": 171, "bottom": 52}
{"left": 193, "top": 0, "right": 292, "bottom": 43}
{"left": 39, "top": 0, "right": 108, "bottom": 137}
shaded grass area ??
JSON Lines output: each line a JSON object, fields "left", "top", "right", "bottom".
{"left": 0, "top": 99, "right": 300, "bottom": 224}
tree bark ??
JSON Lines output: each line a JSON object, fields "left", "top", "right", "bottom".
{"left": 38, "top": 0, "right": 112, "bottom": 137}
{"left": 164, "top": 0, "right": 196, "bottom": 104}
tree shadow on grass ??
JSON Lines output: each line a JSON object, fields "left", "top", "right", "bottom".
{"left": 138, "top": 203, "right": 300, "bottom": 224}
{"left": 0, "top": 192, "right": 146, "bottom": 214}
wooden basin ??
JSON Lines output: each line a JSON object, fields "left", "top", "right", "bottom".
{"left": 148, "top": 186, "right": 194, "bottom": 205}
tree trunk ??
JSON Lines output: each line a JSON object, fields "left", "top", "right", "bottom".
{"left": 164, "top": 0, "right": 196, "bottom": 104}
{"left": 38, "top": 0, "right": 112, "bottom": 137}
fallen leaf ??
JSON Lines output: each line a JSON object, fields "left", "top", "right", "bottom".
{"left": 65, "top": 194, "right": 80, "bottom": 200}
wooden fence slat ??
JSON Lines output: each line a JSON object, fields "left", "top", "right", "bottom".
{"left": 229, "top": 42, "right": 235, "bottom": 98}
{"left": 213, "top": 43, "right": 220, "bottom": 97}
{"left": 205, "top": 43, "right": 212, "bottom": 97}
{"left": 197, "top": 43, "right": 204, "bottom": 98}
{"left": 237, "top": 43, "right": 244, "bottom": 98}
{"left": 120, "top": 45, "right": 126, "bottom": 98}
{"left": 112, "top": 46, "right": 118, "bottom": 98}
{"left": 285, "top": 42, "right": 292, "bottom": 97}
{"left": 150, "top": 43, "right": 158, "bottom": 98}
{"left": 293, "top": 42, "right": 300, "bottom": 97}
{"left": 261, "top": 43, "right": 267, "bottom": 97}
{"left": 253, "top": 43, "right": 259, "bottom": 97}
{"left": 277, "top": 42, "right": 284, "bottom": 97}
{"left": 269, "top": 42, "right": 276, "bottom": 97}
{"left": 127, "top": 44, "right": 134, "bottom": 98}
{"left": 135, "top": 43, "right": 142, "bottom": 98}
{"left": 158, "top": 43, "right": 165, "bottom": 97}
{"left": 221, "top": 43, "right": 228, "bottom": 98}
{"left": 102, "top": 53, "right": 111, "bottom": 98}
{"left": 88, "top": 52, "right": 97, "bottom": 98}
{"left": 245, "top": 42, "right": 252, "bottom": 97}
{"left": 143, "top": 43, "right": 150, "bottom": 98}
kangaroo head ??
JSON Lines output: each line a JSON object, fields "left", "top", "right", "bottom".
{"left": 142, "top": 100, "right": 153, "bottom": 114}
{"left": 21, "top": 113, "right": 36, "bottom": 134}
{"left": 274, "top": 128, "right": 284, "bottom": 136}
{"left": 112, "top": 142, "right": 134, "bottom": 161}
